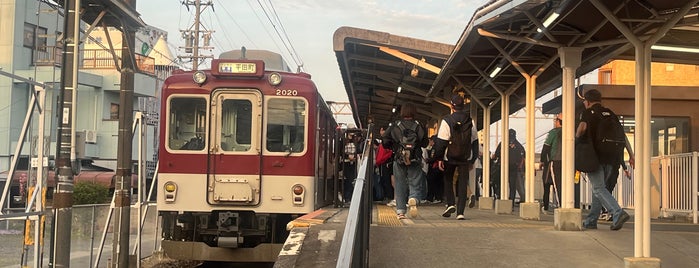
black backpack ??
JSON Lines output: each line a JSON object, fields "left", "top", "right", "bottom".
{"left": 445, "top": 116, "right": 473, "bottom": 162}
{"left": 593, "top": 107, "right": 625, "bottom": 161}
{"left": 395, "top": 121, "right": 421, "bottom": 166}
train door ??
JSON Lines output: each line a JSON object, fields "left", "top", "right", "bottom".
{"left": 207, "top": 90, "right": 263, "bottom": 205}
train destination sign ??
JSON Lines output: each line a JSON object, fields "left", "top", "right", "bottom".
{"left": 219, "top": 62, "right": 257, "bottom": 74}
{"left": 211, "top": 59, "right": 265, "bottom": 77}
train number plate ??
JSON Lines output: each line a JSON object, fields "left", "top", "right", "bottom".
{"left": 212, "top": 177, "right": 255, "bottom": 202}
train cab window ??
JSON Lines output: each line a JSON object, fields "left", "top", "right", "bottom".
{"left": 220, "top": 99, "right": 252, "bottom": 152}
{"left": 266, "top": 98, "right": 307, "bottom": 153}
{"left": 168, "top": 97, "right": 207, "bottom": 151}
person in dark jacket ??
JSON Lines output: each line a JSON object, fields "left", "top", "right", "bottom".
{"left": 576, "top": 89, "right": 630, "bottom": 230}
{"left": 431, "top": 94, "right": 479, "bottom": 220}
{"left": 493, "top": 129, "right": 525, "bottom": 204}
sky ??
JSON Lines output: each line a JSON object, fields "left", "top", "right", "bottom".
{"left": 135, "top": 0, "right": 599, "bottom": 148}
{"left": 136, "top": 0, "right": 491, "bottom": 103}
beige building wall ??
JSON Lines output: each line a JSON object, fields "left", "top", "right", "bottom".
{"left": 599, "top": 60, "right": 699, "bottom": 86}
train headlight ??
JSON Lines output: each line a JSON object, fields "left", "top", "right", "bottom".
{"left": 193, "top": 71, "right": 207, "bottom": 84}
{"left": 164, "top": 181, "right": 178, "bottom": 202}
{"left": 292, "top": 184, "right": 304, "bottom": 205}
{"left": 268, "top": 72, "right": 282, "bottom": 86}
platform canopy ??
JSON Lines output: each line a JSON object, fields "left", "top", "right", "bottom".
{"left": 430, "top": 0, "right": 699, "bottom": 130}
{"left": 333, "top": 26, "right": 455, "bottom": 130}
{"left": 70, "top": 0, "right": 146, "bottom": 28}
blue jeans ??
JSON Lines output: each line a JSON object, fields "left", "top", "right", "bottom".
{"left": 393, "top": 161, "right": 423, "bottom": 215}
{"left": 584, "top": 164, "right": 623, "bottom": 225}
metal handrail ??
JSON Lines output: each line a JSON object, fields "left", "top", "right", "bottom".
{"left": 337, "top": 124, "right": 374, "bottom": 268}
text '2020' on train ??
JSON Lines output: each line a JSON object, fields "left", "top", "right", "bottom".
{"left": 157, "top": 49, "right": 340, "bottom": 262}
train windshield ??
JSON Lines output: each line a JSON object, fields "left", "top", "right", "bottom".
{"left": 167, "top": 97, "right": 207, "bottom": 151}
{"left": 266, "top": 98, "right": 307, "bottom": 153}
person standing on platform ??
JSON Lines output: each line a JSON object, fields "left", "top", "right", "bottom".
{"left": 426, "top": 136, "right": 444, "bottom": 203}
{"left": 493, "top": 129, "right": 526, "bottom": 204}
{"left": 540, "top": 115, "right": 563, "bottom": 213}
{"left": 471, "top": 143, "right": 484, "bottom": 207}
{"left": 577, "top": 89, "right": 631, "bottom": 230}
{"left": 342, "top": 135, "right": 358, "bottom": 203}
{"left": 376, "top": 127, "right": 396, "bottom": 206}
{"left": 432, "top": 94, "right": 479, "bottom": 220}
{"left": 600, "top": 127, "right": 635, "bottom": 221}
{"left": 382, "top": 103, "right": 428, "bottom": 219}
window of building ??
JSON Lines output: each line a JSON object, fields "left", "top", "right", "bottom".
{"left": 266, "top": 98, "right": 307, "bottom": 153}
{"left": 24, "top": 23, "right": 35, "bottom": 48}
{"left": 110, "top": 103, "right": 119, "bottom": 120}
{"left": 620, "top": 116, "right": 689, "bottom": 157}
{"left": 599, "top": 69, "right": 612, "bottom": 84}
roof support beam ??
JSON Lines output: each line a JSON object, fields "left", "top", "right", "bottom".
{"left": 377, "top": 46, "right": 442, "bottom": 75}
{"left": 477, "top": 28, "right": 561, "bottom": 48}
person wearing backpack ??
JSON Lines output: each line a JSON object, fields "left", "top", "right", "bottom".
{"left": 382, "top": 102, "right": 428, "bottom": 219}
{"left": 576, "top": 89, "right": 631, "bottom": 231}
{"left": 431, "top": 94, "right": 479, "bottom": 220}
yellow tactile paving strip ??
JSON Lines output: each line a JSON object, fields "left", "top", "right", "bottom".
{"left": 376, "top": 204, "right": 404, "bottom": 227}
{"left": 374, "top": 203, "right": 553, "bottom": 230}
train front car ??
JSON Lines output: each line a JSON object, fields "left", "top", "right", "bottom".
{"left": 157, "top": 53, "right": 338, "bottom": 262}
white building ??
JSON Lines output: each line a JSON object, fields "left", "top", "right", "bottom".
{"left": 0, "top": 1, "right": 175, "bottom": 178}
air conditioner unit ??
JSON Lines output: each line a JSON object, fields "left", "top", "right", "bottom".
{"left": 85, "top": 130, "right": 97, "bottom": 143}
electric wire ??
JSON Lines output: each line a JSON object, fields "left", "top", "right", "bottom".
{"left": 216, "top": 0, "right": 259, "bottom": 48}
{"left": 255, "top": 0, "right": 298, "bottom": 70}
{"left": 255, "top": 0, "right": 301, "bottom": 69}
{"left": 267, "top": 0, "right": 304, "bottom": 71}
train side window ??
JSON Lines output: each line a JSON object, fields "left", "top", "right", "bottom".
{"left": 221, "top": 99, "right": 252, "bottom": 152}
{"left": 168, "top": 97, "right": 207, "bottom": 151}
{"left": 266, "top": 98, "right": 307, "bottom": 153}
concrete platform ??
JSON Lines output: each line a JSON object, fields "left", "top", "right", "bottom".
{"left": 277, "top": 202, "right": 699, "bottom": 268}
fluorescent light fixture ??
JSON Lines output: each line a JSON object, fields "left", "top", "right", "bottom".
{"left": 489, "top": 66, "right": 502, "bottom": 78}
{"left": 397, "top": 86, "right": 402, "bottom": 93}
{"left": 651, "top": 44, "right": 699, "bottom": 54}
{"left": 537, "top": 12, "right": 559, "bottom": 33}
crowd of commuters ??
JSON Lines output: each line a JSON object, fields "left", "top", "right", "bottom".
{"left": 341, "top": 89, "right": 632, "bottom": 231}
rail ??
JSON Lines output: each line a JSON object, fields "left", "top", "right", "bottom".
{"left": 337, "top": 124, "right": 374, "bottom": 268}
{"left": 658, "top": 152, "right": 699, "bottom": 223}
{"left": 81, "top": 49, "right": 156, "bottom": 75}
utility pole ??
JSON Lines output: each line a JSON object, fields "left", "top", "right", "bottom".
{"left": 51, "top": 0, "right": 80, "bottom": 266}
{"left": 179, "top": 0, "right": 214, "bottom": 70}
{"left": 112, "top": 0, "right": 138, "bottom": 267}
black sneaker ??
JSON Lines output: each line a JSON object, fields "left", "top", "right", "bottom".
{"left": 442, "top": 205, "right": 456, "bottom": 217}
{"left": 582, "top": 222, "right": 597, "bottom": 229}
{"left": 468, "top": 195, "right": 476, "bottom": 208}
{"left": 610, "top": 211, "right": 630, "bottom": 231}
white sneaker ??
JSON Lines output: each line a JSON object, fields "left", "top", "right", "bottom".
{"left": 420, "top": 199, "right": 429, "bottom": 204}
{"left": 408, "top": 198, "right": 419, "bottom": 218}
{"left": 432, "top": 199, "right": 442, "bottom": 204}
{"left": 456, "top": 214, "right": 465, "bottom": 220}
{"left": 387, "top": 200, "right": 396, "bottom": 207}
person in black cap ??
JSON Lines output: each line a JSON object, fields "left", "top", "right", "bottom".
{"left": 576, "top": 89, "right": 631, "bottom": 230}
{"left": 493, "top": 128, "right": 526, "bottom": 204}
{"left": 431, "top": 94, "right": 479, "bottom": 220}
